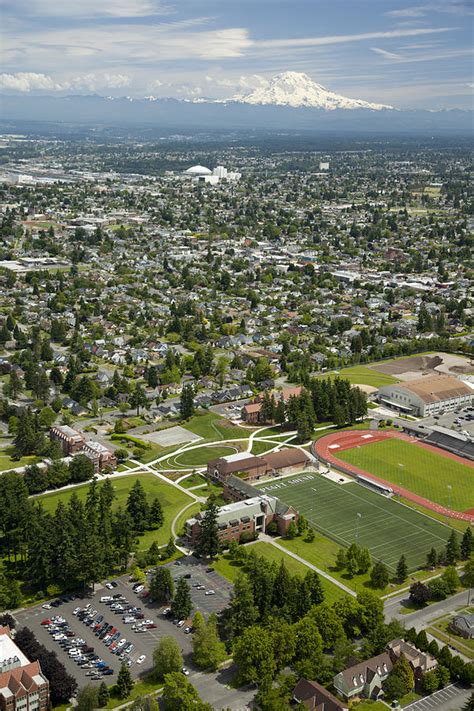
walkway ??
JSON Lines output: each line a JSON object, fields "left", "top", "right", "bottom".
{"left": 260, "top": 533, "right": 356, "bottom": 597}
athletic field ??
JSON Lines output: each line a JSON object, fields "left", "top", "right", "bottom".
{"left": 337, "top": 438, "right": 473, "bottom": 512}
{"left": 259, "top": 472, "right": 453, "bottom": 572}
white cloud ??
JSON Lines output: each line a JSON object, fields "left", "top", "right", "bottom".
{"left": 371, "top": 47, "right": 401, "bottom": 60}
{"left": 16, "top": 0, "right": 171, "bottom": 18}
{"left": 370, "top": 46, "right": 473, "bottom": 64}
{"left": 0, "top": 72, "right": 62, "bottom": 92}
{"left": 256, "top": 26, "right": 456, "bottom": 50}
{"left": 0, "top": 71, "right": 131, "bottom": 92}
{"left": 386, "top": 2, "right": 473, "bottom": 17}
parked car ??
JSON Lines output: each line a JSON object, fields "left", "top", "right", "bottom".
{"left": 136, "top": 655, "right": 146, "bottom": 665}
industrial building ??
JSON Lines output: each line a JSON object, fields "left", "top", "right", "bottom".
{"left": 377, "top": 374, "right": 473, "bottom": 417}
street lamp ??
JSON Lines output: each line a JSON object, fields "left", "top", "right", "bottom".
{"left": 447, "top": 484, "right": 452, "bottom": 512}
{"left": 355, "top": 512, "right": 362, "bottom": 540}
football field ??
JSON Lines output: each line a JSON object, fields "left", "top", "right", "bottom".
{"left": 259, "top": 472, "right": 453, "bottom": 572}
{"left": 336, "top": 438, "right": 473, "bottom": 512}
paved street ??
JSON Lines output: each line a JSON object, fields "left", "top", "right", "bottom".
{"left": 384, "top": 588, "right": 473, "bottom": 625}
{"left": 405, "top": 683, "right": 471, "bottom": 711}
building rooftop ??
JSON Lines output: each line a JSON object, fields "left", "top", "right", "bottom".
{"left": 382, "top": 375, "right": 473, "bottom": 404}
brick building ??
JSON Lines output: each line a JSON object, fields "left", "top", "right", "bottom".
{"left": 50, "top": 425, "right": 85, "bottom": 455}
{"left": 50, "top": 426, "right": 116, "bottom": 472}
{"left": 185, "top": 493, "right": 298, "bottom": 546}
{"left": 207, "top": 448, "right": 309, "bottom": 483}
{"left": 0, "top": 627, "right": 49, "bottom": 711}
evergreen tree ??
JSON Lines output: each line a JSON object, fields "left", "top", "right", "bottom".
{"left": 148, "top": 497, "right": 163, "bottom": 529}
{"left": 445, "top": 530, "right": 461, "bottom": 565}
{"left": 461, "top": 527, "right": 473, "bottom": 559}
{"left": 130, "top": 383, "right": 147, "bottom": 416}
{"left": 153, "top": 637, "right": 183, "bottom": 682}
{"left": 426, "top": 547, "right": 438, "bottom": 568}
{"left": 196, "top": 496, "right": 220, "bottom": 559}
{"left": 227, "top": 573, "right": 258, "bottom": 638}
{"left": 126, "top": 479, "right": 150, "bottom": 532}
{"left": 370, "top": 560, "right": 389, "bottom": 589}
{"left": 396, "top": 554, "right": 408, "bottom": 582}
{"left": 149, "top": 567, "right": 175, "bottom": 604}
{"left": 179, "top": 384, "right": 195, "bottom": 420}
{"left": 116, "top": 663, "right": 134, "bottom": 699}
{"left": 192, "top": 613, "right": 226, "bottom": 671}
{"left": 170, "top": 578, "right": 192, "bottom": 621}
{"left": 97, "top": 681, "right": 109, "bottom": 707}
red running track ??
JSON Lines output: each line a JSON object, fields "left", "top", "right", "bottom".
{"left": 314, "top": 429, "right": 474, "bottom": 524}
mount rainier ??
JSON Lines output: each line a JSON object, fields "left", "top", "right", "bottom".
{"left": 229, "top": 72, "right": 393, "bottom": 111}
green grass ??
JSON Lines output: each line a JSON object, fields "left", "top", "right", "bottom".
{"left": 174, "top": 501, "right": 202, "bottom": 536}
{"left": 316, "top": 365, "right": 399, "bottom": 388}
{"left": 179, "top": 472, "right": 207, "bottom": 488}
{"left": 350, "top": 702, "right": 388, "bottom": 711}
{"left": 258, "top": 472, "right": 453, "bottom": 573}
{"left": 169, "top": 445, "right": 237, "bottom": 467}
{"left": 105, "top": 677, "right": 163, "bottom": 708}
{"left": 37, "top": 473, "right": 193, "bottom": 550}
{"left": 0, "top": 447, "right": 40, "bottom": 471}
{"left": 251, "top": 440, "right": 278, "bottom": 455}
{"left": 337, "top": 438, "right": 474, "bottom": 512}
{"left": 184, "top": 412, "right": 252, "bottom": 441}
{"left": 428, "top": 613, "right": 474, "bottom": 660}
{"left": 398, "top": 496, "right": 468, "bottom": 533}
{"left": 213, "top": 541, "right": 345, "bottom": 604}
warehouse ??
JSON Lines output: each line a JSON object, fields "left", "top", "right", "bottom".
{"left": 377, "top": 374, "right": 473, "bottom": 417}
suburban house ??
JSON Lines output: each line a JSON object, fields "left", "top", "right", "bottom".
{"left": 377, "top": 374, "right": 473, "bottom": 417}
{"left": 0, "top": 627, "right": 50, "bottom": 711}
{"left": 185, "top": 493, "right": 298, "bottom": 545}
{"left": 292, "top": 678, "right": 349, "bottom": 711}
{"left": 207, "top": 448, "right": 309, "bottom": 483}
{"left": 50, "top": 425, "right": 116, "bottom": 472}
{"left": 241, "top": 385, "right": 304, "bottom": 424}
{"left": 333, "top": 640, "right": 437, "bottom": 701}
{"left": 449, "top": 612, "right": 474, "bottom": 639}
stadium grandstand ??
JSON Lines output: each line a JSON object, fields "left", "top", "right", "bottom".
{"left": 357, "top": 474, "right": 393, "bottom": 496}
{"left": 424, "top": 426, "right": 474, "bottom": 461}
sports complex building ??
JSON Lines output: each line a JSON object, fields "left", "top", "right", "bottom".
{"left": 377, "top": 374, "right": 473, "bottom": 417}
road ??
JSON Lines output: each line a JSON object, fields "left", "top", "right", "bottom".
{"left": 384, "top": 588, "right": 473, "bottom": 625}
{"left": 405, "top": 683, "right": 472, "bottom": 711}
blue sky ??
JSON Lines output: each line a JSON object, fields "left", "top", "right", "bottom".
{"left": 1, "top": 0, "right": 473, "bottom": 109}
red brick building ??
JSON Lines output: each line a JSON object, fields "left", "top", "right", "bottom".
{"left": 207, "top": 448, "right": 309, "bottom": 483}
{"left": 50, "top": 425, "right": 85, "bottom": 455}
{"left": 0, "top": 627, "right": 49, "bottom": 711}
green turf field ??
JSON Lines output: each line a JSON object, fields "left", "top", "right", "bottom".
{"left": 37, "top": 473, "right": 192, "bottom": 550}
{"left": 168, "top": 445, "right": 237, "bottom": 467}
{"left": 336, "top": 439, "right": 473, "bottom": 512}
{"left": 258, "top": 472, "right": 453, "bottom": 573}
{"left": 316, "top": 365, "right": 399, "bottom": 388}
{"left": 184, "top": 412, "right": 251, "bottom": 441}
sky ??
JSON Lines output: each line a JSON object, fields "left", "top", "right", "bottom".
{"left": 1, "top": 0, "right": 473, "bottom": 109}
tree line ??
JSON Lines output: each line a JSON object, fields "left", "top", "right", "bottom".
{"left": 0, "top": 476, "right": 163, "bottom": 607}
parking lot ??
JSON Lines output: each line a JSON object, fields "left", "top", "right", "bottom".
{"left": 405, "top": 683, "right": 472, "bottom": 711}
{"left": 14, "top": 557, "right": 231, "bottom": 687}
{"left": 423, "top": 404, "right": 474, "bottom": 437}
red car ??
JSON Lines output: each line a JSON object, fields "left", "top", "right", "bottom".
{"left": 145, "top": 623, "right": 157, "bottom": 629}
{"left": 41, "top": 619, "right": 51, "bottom": 626}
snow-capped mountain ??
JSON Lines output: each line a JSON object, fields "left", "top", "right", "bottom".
{"left": 231, "top": 71, "right": 393, "bottom": 111}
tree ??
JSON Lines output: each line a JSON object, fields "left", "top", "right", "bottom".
{"left": 422, "top": 671, "right": 439, "bottom": 694}
{"left": 384, "top": 656, "right": 414, "bottom": 699}
{"left": 153, "top": 637, "right": 183, "bottom": 681}
{"left": 415, "top": 629, "right": 429, "bottom": 652}
{"left": 180, "top": 384, "right": 195, "bottom": 420}
{"left": 126, "top": 479, "right": 149, "bottom": 532}
{"left": 441, "top": 566, "right": 459, "bottom": 594}
{"left": 146, "top": 541, "right": 161, "bottom": 565}
{"left": 170, "top": 578, "right": 192, "bottom": 621}
{"left": 233, "top": 625, "right": 276, "bottom": 687}
{"left": 292, "top": 616, "right": 324, "bottom": 678}
{"left": 227, "top": 573, "right": 258, "bottom": 638}
{"left": 445, "top": 530, "right": 461, "bottom": 565}
{"left": 116, "top": 662, "right": 134, "bottom": 699}
{"left": 76, "top": 685, "right": 99, "bottom": 711}
{"left": 195, "top": 496, "right": 219, "bottom": 559}
{"left": 370, "top": 560, "right": 389, "bottom": 589}
{"left": 97, "top": 682, "right": 109, "bottom": 707}
{"left": 461, "top": 527, "right": 473, "bottom": 559}
{"left": 149, "top": 567, "right": 174, "bottom": 604}
{"left": 161, "top": 672, "right": 212, "bottom": 711}
{"left": 426, "top": 547, "right": 438, "bottom": 569}
{"left": 130, "top": 383, "right": 147, "bottom": 416}
{"left": 396, "top": 554, "right": 408, "bottom": 583}
{"left": 69, "top": 454, "right": 95, "bottom": 483}
{"left": 463, "top": 557, "right": 474, "bottom": 588}
{"left": 148, "top": 497, "right": 163, "bottom": 529}
{"left": 286, "top": 521, "right": 297, "bottom": 539}
{"left": 410, "top": 581, "right": 430, "bottom": 606}
{"left": 192, "top": 613, "right": 226, "bottom": 670}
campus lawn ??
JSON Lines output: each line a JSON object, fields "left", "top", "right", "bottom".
{"left": 337, "top": 438, "right": 474, "bottom": 512}
{"left": 36, "top": 473, "right": 193, "bottom": 550}
{"left": 168, "top": 444, "right": 237, "bottom": 468}
{"left": 184, "top": 411, "right": 252, "bottom": 441}
{"left": 179, "top": 472, "right": 207, "bottom": 488}
{"left": 316, "top": 365, "right": 399, "bottom": 389}
{"left": 258, "top": 472, "right": 453, "bottom": 573}
{"left": 0, "top": 446, "right": 40, "bottom": 472}
{"left": 213, "top": 541, "right": 345, "bottom": 604}
{"left": 174, "top": 501, "right": 202, "bottom": 536}
{"left": 428, "top": 613, "right": 474, "bottom": 660}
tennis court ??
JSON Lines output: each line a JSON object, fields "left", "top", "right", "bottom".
{"left": 259, "top": 472, "right": 453, "bottom": 572}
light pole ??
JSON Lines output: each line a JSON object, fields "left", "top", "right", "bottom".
{"left": 447, "top": 484, "right": 452, "bottom": 512}
{"left": 355, "top": 512, "right": 362, "bottom": 540}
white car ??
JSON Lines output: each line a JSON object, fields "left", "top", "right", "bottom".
{"left": 182, "top": 667, "right": 189, "bottom": 676}
{"left": 136, "top": 655, "right": 146, "bottom": 665}
{"left": 105, "top": 583, "right": 114, "bottom": 590}
{"left": 72, "top": 607, "right": 81, "bottom": 615}
{"left": 205, "top": 590, "right": 215, "bottom": 596}
{"left": 42, "top": 603, "right": 51, "bottom": 609}
{"left": 134, "top": 585, "right": 145, "bottom": 593}
{"left": 177, "top": 620, "right": 185, "bottom": 628}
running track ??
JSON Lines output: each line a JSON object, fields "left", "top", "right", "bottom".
{"left": 313, "top": 429, "right": 474, "bottom": 523}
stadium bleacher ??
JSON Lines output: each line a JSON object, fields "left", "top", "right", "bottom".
{"left": 425, "top": 427, "right": 474, "bottom": 461}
